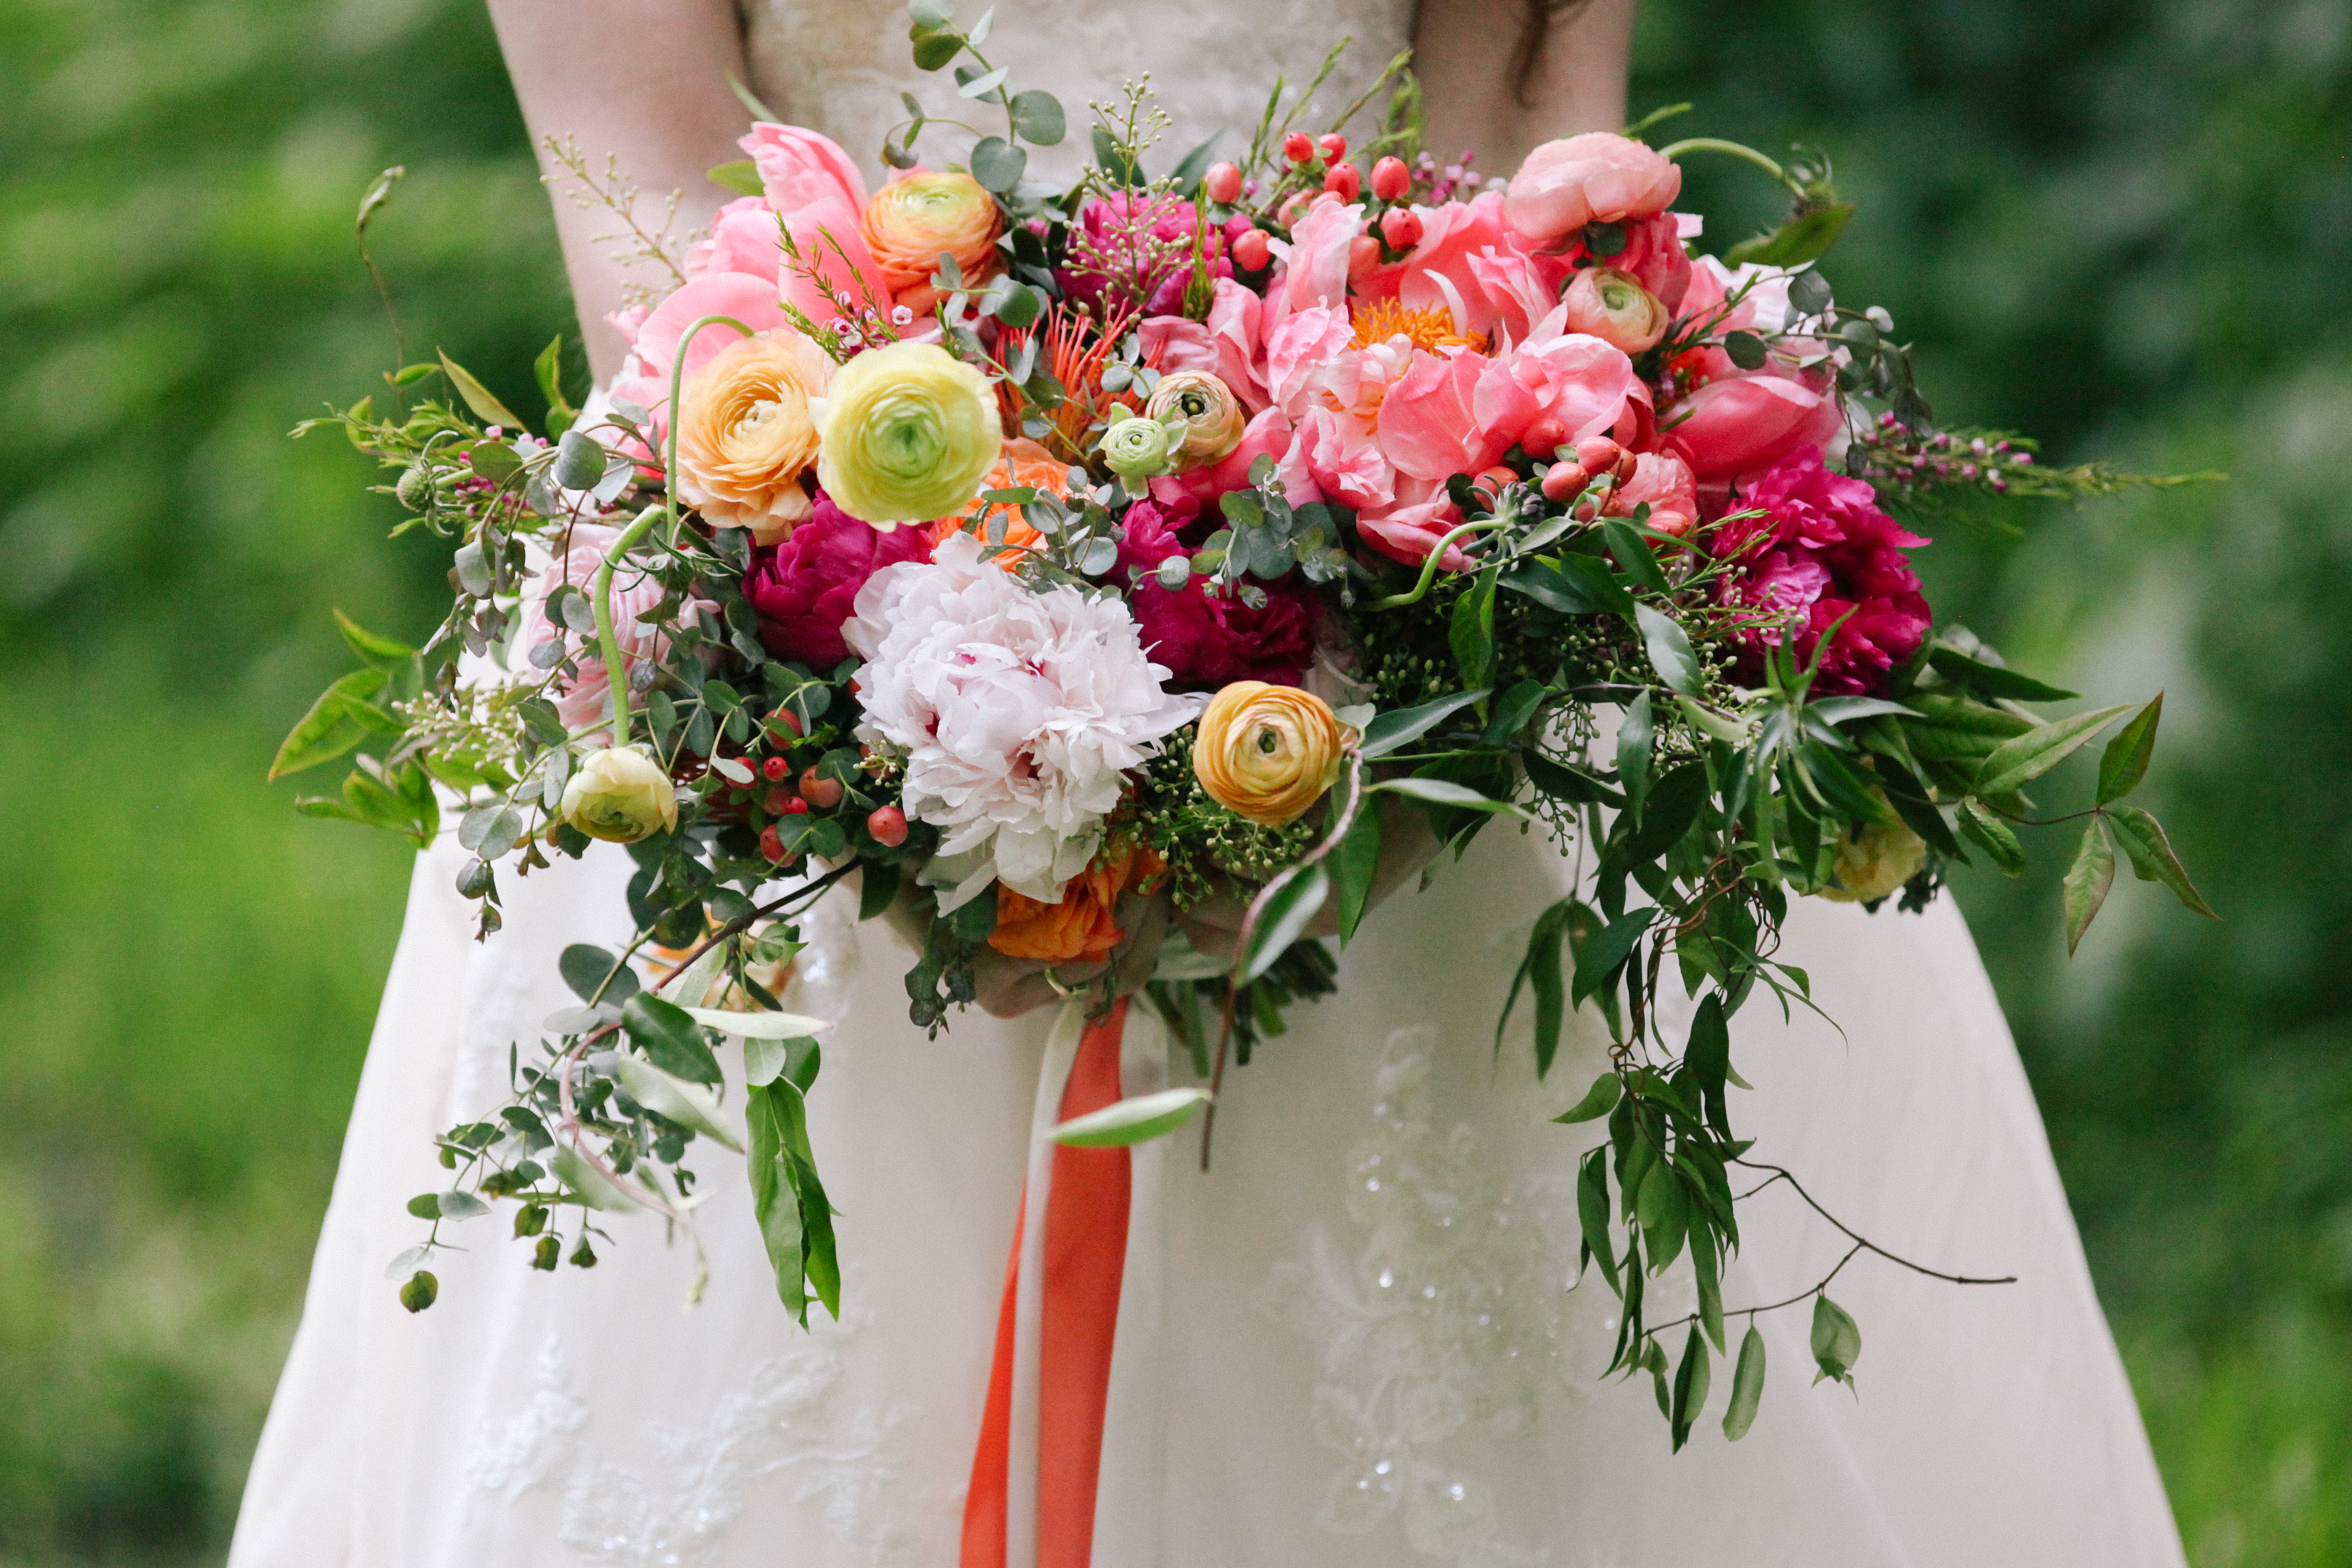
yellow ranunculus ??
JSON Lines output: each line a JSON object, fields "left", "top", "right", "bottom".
{"left": 814, "top": 341, "right": 1003, "bottom": 525}
{"left": 675, "top": 328, "right": 833, "bottom": 545}
{"left": 857, "top": 172, "right": 1003, "bottom": 313}
{"left": 559, "top": 745, "right": 679, "bottom": 843}
{"left": 1193, "top": 682, "right": 1352, "bottom": 828}
{"left": 1143, "top": 370, "right": 1246, "bottom": 469}
{"left": 1819, "top": 815, "right": 1928, "bottom": 904}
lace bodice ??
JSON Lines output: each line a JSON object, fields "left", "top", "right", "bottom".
{"left": 740, "top": 0, "right": 1414, "bottom": 186}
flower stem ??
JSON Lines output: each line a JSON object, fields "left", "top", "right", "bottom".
{"left": 1656, "top": 137, "right": 1797, "bottom": 195}
{"left": 1359, "top": 519, "right": 1510, "bottom": 610}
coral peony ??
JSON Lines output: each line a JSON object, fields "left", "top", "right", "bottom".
{"left": 989, "top": 837, "right": 1166, "bottom": 964}
{"left": 1503, "top": 133, "right": 1682, "bottom": 248}
{"left": 814, "top": 341, "right": 1002, "bottom": 525}
{"left": 1114, "top": 502, "right": 1319, "bottom": 689}
{"left": 935, "top": 437, "right": 1069, "bottom": 568}
{"left": 857, "top": 172, "right": 1003, "bottom": 312}
{"left": 747, "top": 491, "right": 932, "bottom": 669}
{"left": 1712, "top": 447, "right": 1931, "bottom": 697}
{"left": 841, "top": 532, "right": 1201, "bottom": 901}
{"left": 674, "top": 328, "right": 833, "bottom": 544}
{"left": 1060, "top": 191, "right": 1233, "bottom": 317}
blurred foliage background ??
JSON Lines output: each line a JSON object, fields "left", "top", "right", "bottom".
{"left": 0, "top": 0, "right": 2343, "bottom": 1561}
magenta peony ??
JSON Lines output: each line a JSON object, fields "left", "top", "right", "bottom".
{"left": 1114, "top": 503, "right": 1319, "bottom": 688}
{"left": 1713, "top": 447, "right": 1931, "bottom": 697}
{"left": 1059, "top": 192, "right": 1233, "bottom": 317}
{"left": 746, "top": 492, "right": 932, "bottom": 668}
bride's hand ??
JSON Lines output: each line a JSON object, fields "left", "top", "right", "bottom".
{"left": 1175, "top": 794, "right": 1443, "bottom": 959}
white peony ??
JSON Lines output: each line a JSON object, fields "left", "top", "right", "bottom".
{"left": 842, "top": 532, "right": 1201, "bottom": 903}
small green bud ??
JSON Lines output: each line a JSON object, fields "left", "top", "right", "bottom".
{"left": 399, "top": 1269, "right": 438, "bottom": 1313}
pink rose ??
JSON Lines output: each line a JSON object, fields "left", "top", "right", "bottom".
{"left": 519, "top": 524, "right": 714, "bottom": 738}
{"left": 1504, "top": 133, "right": 1682, "bottom": 248}
{"left": 741, "top": 123, "right": 868, "bottom": 216}
{"left": 747, "top": 491, "right": 934, "bottom": 668}
{"left": 1114, "top": 503, "right": 1319, "bottom": 688}
{"left": 1711, "top": 447, "right": 1930, "bottom": 696}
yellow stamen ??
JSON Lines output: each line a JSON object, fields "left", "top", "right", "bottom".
{"left": 1349, "top": 298, "right": 1486, "bottom": 354}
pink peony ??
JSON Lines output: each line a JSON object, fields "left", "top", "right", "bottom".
{"left": 518, "top": 524, "right": 715, "bottom": 738}
{"left": 1504, "top": 133, "right": 1682, "bottom": 249}
{"left": 1060, "top": 191, "right": 1233, "bottom": 317}
{"left": 1114, "top": 503, "right": 1319, "bottom": 688}
{"left": 746, "top": 491, "right": 934, "bottom": 669}
{"left": 1712, "top": 447, "right": 1931, "bottom": 696}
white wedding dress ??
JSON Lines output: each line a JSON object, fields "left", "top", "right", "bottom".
{"left": 229, "top": 5, "right": 2187, "bottom": 1565}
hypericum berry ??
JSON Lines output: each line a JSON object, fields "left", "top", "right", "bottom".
{"left": 1540, "top": 462, "right": 1588, "bottom": 501}
{"left": 1347, "top": 234, "right": 1381, "bottom": 280}
{"left": 1203, "top": 161, "right": 1242, "bottom": 204}
{"left": 867, "top": 805, "right": 909, "bottom": 848}
{"left": 1371, "top": 155, "right": 1410, "bottom": 201}
{"left": 799, "top": 767, "right": 845, "bottom": 809}
{"left": 765, "top": 709, "right": 802, "bottom": 739}
{"left": 761, "top": 755, "right": 792, "bottom": 784}
{"left": 759, "top": 824, "right": 794, "bottom": 864}
{"left": 1470, "top": 465, "right": 1518, "bottom": 504}
{"left": 1231, "top": 228, "right": 1271, "bottom": 271}
{"left": 1323, "top": 162, "right": 1361, "bottom": 202}
{"left": 762, "top": 785, "right": 796, "bottom": 815}
{"left": 1378, "top": 206, "right": 1422, "bottom": 250}
{"left": 1574, "top": 437, "right": 1626, "bottom": 475}
{"left": 784, "top": 796, "right": 810, "bottom": 815}
{"left": 1522, "top": 416, "right": 1570, "bottom": 460}
{"left": 1282, "top": 130, "right": 1314, "bottom": 164}
{"left": 1317, "top": 133, "right": 1348, "bottom": 164}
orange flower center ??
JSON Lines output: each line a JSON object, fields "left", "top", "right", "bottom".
{"left": 1349, "top": 299, "right": 1486, "bottom": 355}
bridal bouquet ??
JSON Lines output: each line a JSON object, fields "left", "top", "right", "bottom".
{"left": 282, "top": 6, "right": 2212, "bottom": 1448}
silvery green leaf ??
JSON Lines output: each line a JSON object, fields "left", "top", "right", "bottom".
{"left": 1372, "top": 777, "right": 1528, "bottom": 816}
{"left": 453, "top": 540, "right": 492, "bottom": 596}
{"left": 1079, "top": 536, "right": 1120, "bottom": 575}
{"left": 1050, "top": 1087, "right": 1212, "bottom": 1147}
{"left": 543, "top": 1003, "right": 616, "bottom": 1036}
{"left": 656, "top": 942, "right": 728, "bottom": 1007}
{"left": 615, "top": 1052, "right": 747, "bottom": 1153}
{"left": 742, "top": 1035, "right": 789, "bottom": 1087}
{"left": 384, "top": 1244, "right": 432, "bottom": 1280}
{"left": 435, "top": 1190, "right": 490, "bottom": 1221}
{"left": 609, "top": 396, "right": 651, "bottom": 426}
{"left": 1155, "top": 554, "right": 1190, "bottom": 589}
{"left": 678, "top": 1004, "right": 832, "bottom": 1039}
{"left": 553, "top": 1146, "right": 654, "bottom": 1213}
{"left": 554, "top": 428, "right": 605, "bottom": 490}
{"left": 1676, "top": 696, "right": 1750, "bottom": 746}
{"left": 957, "top": 65, "right": 1009, "bottom": 98}
{"left": 966, "top": 5, "right": 994, "bottom": 45}
{"left": 1333, "top": 703, "right": 1375, "bottom": 733}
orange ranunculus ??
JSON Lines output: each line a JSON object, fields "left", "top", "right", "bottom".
{"left": 858, "top": 172, "right": 1003, "bottom": 314}
{"left": 930, "top": 437, "right": 1071, "bottom": 570}
{"left": 1193, "top": 682, "right": 1352, "bottom": 828}
{"left": 988, "top": 838, "right": 1167, "bottom": 965}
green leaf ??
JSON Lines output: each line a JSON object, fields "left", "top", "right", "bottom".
{"left": 2096, "top": 693, "right": 2162, "bottom": 805}
{"left": 553, "top": 1146, "right": 651, "bottom": 1212}
{"left": 1500, "top": 557, "right": 1610, "bottom": 615}
{"left": 678, "top": 1004, "right": 831, "bottom": 1039}
{"left": 1972, "top": 703, "right": 2136, "bottom": 799}
{"left": 2062, "top": 820, "right": 2116, "bottom": 956}
{"left": 1810, "top": 1294, "right": 1861, "bottom": 1386}
{"left": 1449, "top": 566, "right": 1499, "bottom": 693}
{"left": 1601, "top": 518, "right": 1671, "bottom": 594}
{"left": 1692, "top": 1228, "right": 1726, "bottom": 1351}
{"left": 1008, "top": 88, "right": 1066, "bottom": 146}
{"left": 1722, "top": 1324, "right": 1767, "bottom": 1439}
{"left": 437, "top": 350, "right": 526, "bottom": 430}
{"left": 1635, "top": 605, "right": 1705, "bottom": 698}
{"left": 399, "top": 1270, "right": 438, "bottom": 1313}
{"left": 1522, "top": 751, "right": 1622, "bottom": 806}
{"left": 912, "top": 29, "right": 962, "bottom": 69}
{"left": 1552, "top": 553, "right": 1636, "bottom": 616}
{"left": 615, "top": 1052, "right": 746, "bottom": 1151}
{"left": 334, "top": 609, "right": 416, "bottom": 668}
{"left": 706, "top": 158, "right": 764, "bottom": 196}
{"left": 1330, "top": 792, "right": 1383, "bottom": 944}
{"left": 746, "top": 1083, "right": 811, "bottom": 1315}
{"left": 1482, "top": 678, "right": 1550, "bottom": 746}
{"left": 1371, "top": 776, "right": 1523, "bottom": 813}
{"left": 1360, "top": 689, "right": 1489, "bottom": 758}
{"left": 560, "top": 943, "right": 637, "bottom": 1004}
{"left": 269, "top": 668, "right": 390, "bottom": 779}
{"left": 1577, "top": 1149, "right": 1620, "bottom": 1293}
{"left": 621, "top": 993, "right": 722, "bottom": 1085}
{"left": 1617, "top": 690, "right": 1654, "bottom": 821}
{"left": 1685, "top": 994, "right": 1732, "bottom": 1137}
{"left": 1720, "top": 329, "right": 1769, "bottom": 371}
{"left": 1670, "top": 1323, "right": 1712, "bottom": 1451}
{"left": 908, "top": 0, "right": 955, "bottom": 28}
{"left": 1573, "top": 907, "right": 1653, "bottom": 1006}
{"left": 2106, "top": 805, "right": 2219, "bottom": 918}
{"left": 1050, "top": 1086, "right": 1213, "bottom": 1146}
{"left": 1927, "top": 644, "right": 2078, "bottom": 703}
{"left": 970, "top": 135, "right": 1027, "bottom": 192}
{"left": 1498, "top": 901, "right": 1576, "bottom": 1078}
{"left": 1955, "top": 799, "right": 2026, "bottom": 875}
{"left": 1554, "top": 1071, "right": 1621, "bottom": 1124}
{"left": 1638, "top": 1158, "right": 1688, "bottom": 1268}
{"left": 1241, "top": 864, "right": 1329, "bottom": 984}
{"left": 1724, "top": 202, "right": 1855, "bottom": 267}
{"left": 957, "top": 64, "right": 1009, "bottom": 99}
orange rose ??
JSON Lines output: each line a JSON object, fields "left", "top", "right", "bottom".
{"left": 1193, "top": 682, "right": 1352, "bottom": 828}
{"left": 930, "top": 437, "right": 1071, "bottom": 571}
{"left": 989, "top": 838, "right": 1166, "bottom": 965}
{"left": 674, "top": 328, "right": 833, "bottom": 545}
{"left": 858, "top": 172, "right": 1003, "bottom": 314}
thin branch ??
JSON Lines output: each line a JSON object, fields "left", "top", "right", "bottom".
{"left": 1732, "top": 1158, "right": 2018, "bottom": 1287}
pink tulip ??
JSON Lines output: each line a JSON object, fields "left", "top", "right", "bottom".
{"left": 740, "top": 123, "right": 868, "bottom": 216}
{"left": 1666, "top": 371, "right": 1842, "bottom": 485}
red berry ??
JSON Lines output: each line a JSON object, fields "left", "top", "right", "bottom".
{"left": 1282, "top": 130, "right": 1314, "bottom": 164}
{"left": 1522, "top": 416, "right": 1569, "bottom": 460}
{"left": 762, "top": 785, "right": 795, "bottom": 814}
{"left": 758, "top": 825, "right": 790, "bottom": 863}
{"left": 1322, "top": 162, "right": 1361, "bottom": 202}
{"left": 1347, "top": 234, "right": 1381, "bottom": 280}
{"left": 1231, "top": 228, "right": 1271, "bottom": 271}
{"left": 1317, "top": 133, "right": 1348, "bottom": 164}
{"left": 867, "top": 805, "right": 909, "bottom": 848}
{"left": 1203, "top": 161, "right": 1242, "bottom": 204}
{"left": 1378, "top": 207, "right": 1423, "bottom": 250}
{"left": 785, "top": 796, "right": 810, "bottom": 815}
{"left": 799, "top": 767, "right": 845, "bottom": 809}
{"left": 1371, "top": 155, "right": 1410, "bottom": 201}
{"left": 761, "top": 755, "right": 792, "bottom": 783}
{"left": 1541, "top": 462, "right": 1588, "bottom": 501}
{"left": 1575, "top": 437, "right": 1625, "bottom": 474}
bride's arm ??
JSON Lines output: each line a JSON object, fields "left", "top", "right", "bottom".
{"left": 1414, "top": 0, "right": 1640, "bottom": 170}
{"left": 486, "top": 0, "right": 754, "bottom": 381}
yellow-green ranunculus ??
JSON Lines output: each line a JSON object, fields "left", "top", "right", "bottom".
{"left": 814, "top": 341, "right": 1003, "bottom": 525}
{"left": 559, "top": 745, "right": 679, "bottom": 843}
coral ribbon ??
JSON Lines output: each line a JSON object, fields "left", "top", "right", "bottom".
{"left": 962, "top": 998, "right": 1133, "bottom": 1568}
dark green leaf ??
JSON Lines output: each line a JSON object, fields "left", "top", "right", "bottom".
{"left": 1956, "top": 799, "right": 2026, "bottom": 875}
{"left": 399, "top": 1269, "right": 438, "bottom": 1313}
{"left": 2096, "top": 693, "right": 2162, "bottom": 805}
{"left": 1927, "top": 644, "right": 2078, "bottom": 703}
{"left": 621, "top": 993, "right": 722, "bottom": 1085}
{"left": 1617, "top": 690, "right": 1654, "bottom": 821}
{"left": 1554, "top": 1071, "right": 1621, "bottom": 1124}
{"left": 1359, "top": 689, "right": 1489, "bottom": 758}
{"left": 1522, "top": 750, "right": 1622, "bottom": 806}
{"left": 1811, "top": 1293, "right": 1861, "bottom": 1386}
{"left": 1499, "top": 558, "right": 1609, "bottom": 616}
{"left": 2106, "top": 805, "right": 2219, "bottom": 918}
{"left": 1573, "top": 907, "right": 1652, "bottom": 1006}
{"left": 437, "top": 351, "right": 525, "bottom": 430}
{"left": 1724, "top": 203, "right": 1854, "bottom": 267}
{"left": 857, "top": 859, "right": 902, "bottom": 921}
{"left": 1482, "top": 679, "right": 1550, "bottom": 746}
{"left": 1686, "top": 994, "right": 1732, "bottom": 1137}
{"left": 1670, "top": 1323, "right": 1712, "bottom": 1451}
{"left": 1601, "top": 518, "right": 1670, "bottom": 594}
{"left": 1241, "top": 864, "right": 1328, "bottom": 984}
{"left": 1635, "top": 604, "right": 1705, "bottom": 697}
{"left": 1553, "top": 553, "right": 1636, "bottom": 616}
{"left": 1972, "top": 703, "right": 2136, "bottom": 799}
{"left": 911, "top": 30, "right": 962, "bottom": 69}
{"left": 1577, "top": 1148, "right": 1620, "bottom": 1293}
{"left": 559, "top": 943, "right": 637, "bottom": 1004}
{"left": 746, "top": 1083, "right": 810, "bottom": 1317}
{"left": 1721, "top": 330, "right": 1768, "bottom": 371}
{"left": 1723, "top": 1324, "right": 1766, "bottom": 1439}
{"left": 1330, "top": 792, "right": 1382, "bottom": 943}
{"left": 1449, "top": 566, "right": 1499, "bottom": 692}
{"left": 268, "top": 668, "right": 390, "bottom": 780}
{"left": 2062, "top": 819, "right": 2116, "bottom": 956}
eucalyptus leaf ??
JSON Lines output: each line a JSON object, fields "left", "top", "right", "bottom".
{"left": 615, "top": 1051, "right": 747, "bottom": 1152}
{"left": 553, "top": 1146, "right": 653, "bottom": 1213}
{"left": 1049, "top": 1086, "right": 1213, "bottom": 1146}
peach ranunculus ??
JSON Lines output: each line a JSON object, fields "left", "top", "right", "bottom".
{"left": 989, "top": 836, "right": 1167, "bottom": 964}
{"left": 931, "top": 438, "right": 1071, "bottom": 568}
{"left": 1143, "top": 370, "right": 1247, "bottom": 470}
{"left": 1559, "top": 266, "right": 1670, "bottom": 355}
{"left": 1194, "top": 682, "right": 1353, "bottom": 828}
{"left": 675, "top": 328, "right": 834, "bottom": 545}
{"left": 858, "top": 172, "right": 1003, "bottom": 314}
{"left": 1504, "top": 133, "right": 1683, "bottom": 249}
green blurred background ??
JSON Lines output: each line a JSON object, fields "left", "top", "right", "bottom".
{"left": 0, "top": 0, "right": 2342, "bottom": 1560}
